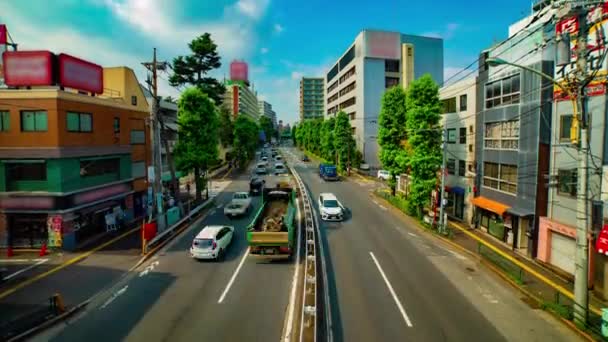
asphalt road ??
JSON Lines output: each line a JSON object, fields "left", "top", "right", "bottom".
{"left": 38, "top": 168, "right": 298, "bottom": 342}
{"left": 283, "top": 147, "right": 580, "bottom": 342}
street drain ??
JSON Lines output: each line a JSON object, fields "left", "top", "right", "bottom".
{"left": 466, "top": 267, "right": 475, "bottom": 272}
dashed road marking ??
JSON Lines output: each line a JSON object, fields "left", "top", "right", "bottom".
{"left": 370, "top": 252, "right": 413, "bottom": 327}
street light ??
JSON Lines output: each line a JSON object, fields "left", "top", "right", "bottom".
{"left": 486, "top": 56, "right": 590, "bottom": 325}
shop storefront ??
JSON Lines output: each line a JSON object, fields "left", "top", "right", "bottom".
{"left": 8, "top": 214, "right": 48, "bottom": 248}
{"left": 472, "top": 196, "right": 510, "bottom": 240}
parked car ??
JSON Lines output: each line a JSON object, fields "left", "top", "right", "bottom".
{"left": 256, "top": 162, "right": 268, "bottom": 174}
{"left": 274, "top": 163, "right": 288, "bottom": 175}
{"left": 318, "top": 193, "right": 345, "bottom": 221}
{"left": 250, "top": 177, "right": 265, "bottom": 195}
{"left": 190, "top": 225, "right": 235, "bottom": 261}
{"left": 301, "top": 154, "right": 310, "bottom": 162}
{"left": 275, "top": 155, "right": 283, "bottom": 162}
{"left": 377, "top": 170, "right": 390, "bottom": 181}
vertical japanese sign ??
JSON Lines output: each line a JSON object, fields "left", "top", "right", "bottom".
{"left": 554, "top": 3, "right": 608, "bottom": 100}
{"left": 47, "top": 216, "right": 63, "bottom": 248}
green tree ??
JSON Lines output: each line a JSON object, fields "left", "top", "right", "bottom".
{"left": 378, "top": 86, "right": 409, "bottom": 195}
{"left": 320, "top": 117, "right": 336, "bottom": 162}
{"left": 218, "top": 106, "right": 234, "bottom": 148}
{"left": 259, "top": 115, "right": 275, "bottom": 143}
{"left": 233, "top": 116, "right": 259, "bottom": 168}
{"left": 333, "top": 111, "right": 356, "bottom": 173}
{"left": 405, "top": 75, "right": 442, "bottom": 217}
{"left": 291, "top": 125, "right": 297, "bottom": 145}
{"left": 174, "top": 88, "right": 219, "bottom": 201}
{"left": 169, "top": 33, "right": 225, "bottom": 104}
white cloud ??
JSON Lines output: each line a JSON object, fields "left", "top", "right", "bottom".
{"left": 443, "top": 66, "right": 477, "bottom": 86}
{"left": 233, "top": 0, "right": 270, "bottom": 20}
{"left": 290, "top": 71, "right": 304, "bottom": 80}
{"left": 422, "top": 22, "right": 460, "bottom": 40}
{"left": 273, "top": 23, "right": 284, "bottom": 34}
{"left": 260, "top": 47, "right": 269, "bottom": 54}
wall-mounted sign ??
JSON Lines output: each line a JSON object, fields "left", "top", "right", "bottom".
{"left": 73, "top": 183, "right": 130, "bottom": 205}
{"left": 596, "top": 224, "right": 608, "bottom": 255}
{"left": 2, "top": 50, "right": 54, "bottom": 87}
{"left": 365, "top": 31, "right": 400, "bottom": 60}
{"left": 0, "top": 24, "right": 7, "bottom": 45}
{"left": 0, "top": 196, "right": 54, "bottom": 210}
{"left": 58, "top": 53, "right": 103, "bottom": 94}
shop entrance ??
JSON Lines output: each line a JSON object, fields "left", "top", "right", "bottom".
{"left": 9, "top": 214, "right": 48, "bottom": 248}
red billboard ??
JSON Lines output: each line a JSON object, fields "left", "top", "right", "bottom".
{"left": 0, "top": 24, "right": 7, "bottom": 44}
{"left": 230, "top": 60, "right": 248, "bottom": 83}
{"left": 3, "top": 50, "right": 54, "bottom": 87}
{"left": 58, "top": 53, "right": 103, "bottom": 94}
{"left": 365, "top": 31, "right": 400, "bottom": 60}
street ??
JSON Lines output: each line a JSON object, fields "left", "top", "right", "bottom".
{"left": 36, "top": 169, "right": 299, "bottom": 342}
{"left": 283, "top": 148, "right": 580, "bottom": 342}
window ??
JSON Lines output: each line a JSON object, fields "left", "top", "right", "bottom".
{"left": 442, "top": 97, "right": 456, "bottom": 113}
{"left": 0, "top": 111, "right": 9, "bottom": 131}
{"left": 339, "top": 46, "right": 355, "bottom": 70}
{"left": 339, "top": 66, "right": 356, "bottom": 84}
{"left": 348, "top": 112, "right": 355, "bottom": 120}
{"left": 459, "top": 94, "right": 467, "bottom": 111}
{"left": 327, "top": 93, "right": 339, "bottom": 104}
{"left": 339, "top": 81, "right": 356, "bottom": 96}
{"left": 447, "top": 159, "right": 456, "bottom": 174}
{"left": 67, "top": 112, "right": 93, "bottom": 132}
{"left": 80, "top": 158, "right": 120, "bottom": 177}
{"left": 484, "top": 120, "right": 519, "bottom": 150}
{"left": 385, "top": 59, "right": 400, "bottom": 72}
{"left": 130, "top": 130, "right": 145, "bottom": 144}
{"left": 6, "top": 162, "right": 47, "bottom": 181}
{"left": 483, "top": 162, "right": 517, "bottom": 195}
{"left": 469, "top": 144, "right": 473, "bottom": 152}
{"left": 385, "top": 77, "right": 400, "bottom": 89}
{"left": 351, "top": 126, "right": 356, "bottom": 135}
{"left": 558, "top": 169, "right": 577, "bottom": 197}
{"left": 21, "top": 111, "right": 48, "bottom": 132}
{"left": 132, "top": 161, "right": 146, "bottom": 178}
{"left": 485, "top": 74, "right": 520, "bottom": 109}
{"left": 459, "top": 127, "right": 466, "bottom": 144}
{"left": 131, "top": 95, "right": 137, "bottom": 106}
{"left": 114, "top": 117, "right": 120, "bottom": 133}
{"left": 458, "top": 160, "right": 466, "bottom": 176}
{"left": 447, "top": 128, "right": 456, "bottom": 143}
{"left": 327, "top": 64, "right": 339, "bottom": 83}
{"left": 327, "top": 80, "right": 339, "bottom": 93}
{"left": 559, "top": 115, "right": 573, "bottom": 142}
{"left": 339, "top": 97, "right": 356, "bottom": 109}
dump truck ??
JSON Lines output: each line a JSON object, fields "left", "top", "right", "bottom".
{"left": 246, "top": 186, "right": 296, "bottom": 259}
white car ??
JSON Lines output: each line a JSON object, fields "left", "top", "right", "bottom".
{"left": 318, "top": 193, "right": 345, "bottom": 221}
{"left": 225, "top": 192, "right": 251, "bottom": 217}
{"left": 190, "top": 225, "right": 234, "bottom": 260}
{"left": 255, "top": 162, "right": 268, "bottom": 174}
{"left": 377, "top": 170, "right": 390, "bottom": 181}
{"left": 274, "top": 163, "right": 288, "bottom": 175}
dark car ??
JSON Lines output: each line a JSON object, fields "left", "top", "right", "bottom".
{"left": 301, "top": 154, "right": 310, "bottom": 162}
{"left": 250, "top": 177, "right": 266, "bottom": 195}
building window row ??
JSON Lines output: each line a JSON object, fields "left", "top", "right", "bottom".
{"left": 447, "top": 159, "right": 467, "bottom": 177}
{"left": 447, "top": 127, "right": 467, "bottom": 144}
{"left": 557, "top": 169, "right": 577, "bottom": 197}
{"left": 21, "top": 110, "right": 48, "bottom": 132}
{"left": 328, "top": 105, "right": 339, "bottom": 115}
{"left": 385, "top": 77, "right": 400, "bottom": 89}
{"left": 6, "top": 162, "right": 47, "bottom": 181}
{"left": 339, "top": 81, "right": 356, "bottom": 97}
{"left": 0, "top": 111, "right": 9, "bottom": 131}
{"left": 442, "top": 97, "right": 456, "bottom": 114}
{"left": 339, "top": 97, "right": 356, "bottom": 109}
{"left": 385, "top": 59, "right": 400, "bottom": 72}
{"left": 327, "top": 64, "right": 339, "bottom": 83}
{"left": 484, "top": 120, "right": 519, "bottom": 150}
{"left": 339, "top": 66, "right": 356, "bottom": 84}
{"left": 485, "top": 74, "right": 520, "bottom": 109}
{"left": 327, "top": 80, "right": 339, "bottom": 93}
{"left": 79, "top": 158, "right": 120, "bottom": 178}
{"left": 339, "top": 46, "right": 355, "bottom": 70}
{"left": 327, "top": 93, "right": 339, "bottom": 104}
{"left": 483, "top": 162, "right": 518, "bottom": 194}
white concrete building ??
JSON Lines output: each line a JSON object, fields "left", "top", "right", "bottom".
{"left": 439, "top": 77, "right": 477, "bottom": 224}
{"left": 258, "top": 100, "right": 277, "bottom": 127}
{"left": 324, "top": 29, "right": 443, "bottom": 169}
{"left": 223, "top": 80, "right": 259, "bottom": 121}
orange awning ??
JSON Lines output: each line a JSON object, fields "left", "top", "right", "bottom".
{"left": 471, "top": 196, "right": 510, "bottom": 216}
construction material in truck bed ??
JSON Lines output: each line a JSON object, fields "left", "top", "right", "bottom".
{"left": 252, "top": 190, "right": 290, "bottom": 232}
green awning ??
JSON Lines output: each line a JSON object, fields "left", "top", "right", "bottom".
{"left": 162, "top": 171, "right": 184, "bottom": 181}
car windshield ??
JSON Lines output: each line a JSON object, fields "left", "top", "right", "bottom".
{"left": 234, "top": 193, "right": 247, "bottom": 199}
{"left": 193, "top": 238, "right": 213, "bottom": 248}
{"left": 323, "top": 200, "right": 339, "bottom": 208}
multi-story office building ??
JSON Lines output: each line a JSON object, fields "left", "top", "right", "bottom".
{"left": 0, "top": 60, "right": 151, "bottom": 251}
{"left": 299, "top": 77, "right": 324, "bottom": 120}
{"left": 439, "top": 78, "right": 477, "bottom": 224}
{"left": 473, "top": 5, "right": 555, "bottom": 258}
{"left": 223, "top": 80, "right": 259, "bottom": 121}
{"left": 324, "top": 29, "right": 443, "bottom": 168}
{"left": 258, "top": 100, "right": 277, "bottom": 127}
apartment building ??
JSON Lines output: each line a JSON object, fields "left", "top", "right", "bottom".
{"left": 0, "top": 54, "right": 150, "bottom": 251}
{"left": 299, "top": 77, "right": 324, "bottom": 120}
{"left": 439, "top": 78, "right": 477, "bottom": 224}
{"left": 473, "top": 6, "right": 555, "bottom": 258}
{"left": 324, "top": 29, "right": 443, "bottom": 168}
{"left": 258, "top": 100, "right": 277, "bottom": 127}
{"left": 223, "top": 80, "right": 259, "bottom": 120}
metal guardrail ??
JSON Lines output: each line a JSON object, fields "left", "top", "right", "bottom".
{"left": 287, "top": 160, "right": 331, "bottom": 342}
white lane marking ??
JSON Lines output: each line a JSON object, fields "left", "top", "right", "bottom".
{"left": 372, "top": 200, "right": 387, "bottom": 210}
{"left": 139, "top": 261, "right": 160, "bottom": 277}
{"left": 100, "top": 285, "right": 129, "bottom": 309}
{"left": 2, "top": 258, "right": 48, "bottom": 281}
{"left": 408, "top": 232, "right": 417, "bottom": 237}
{"left": 218, "top": 247, "right": 250, "bottom": 303}
{"left": 283, "top": 197, "right": 303, "bottom": 341}
{"left": 369, "top": 252, "right": 413, "bottom": 327}
{"left": 448, "top": 250, "right": 467, "bottom": 261}
{"left": 0, "top": 258, "right": 48, "bottom": 264}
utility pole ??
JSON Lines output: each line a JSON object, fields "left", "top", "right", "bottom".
{"left": 438, "top": 127, "right": 448, "bottom": 234}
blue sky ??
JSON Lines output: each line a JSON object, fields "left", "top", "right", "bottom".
{"left": 1, "top": 0, "right": 536, "bottom": 124}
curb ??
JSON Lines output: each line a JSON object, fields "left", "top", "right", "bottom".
{"left": 7, "top": 300, "right": 90, "bottom": 342}
{"left": 370, "top": 191, "right": 598, "bottom": 342}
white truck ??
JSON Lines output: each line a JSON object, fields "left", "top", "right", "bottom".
{"left": 224, "top": 192, "right": 253, "bottom": 217}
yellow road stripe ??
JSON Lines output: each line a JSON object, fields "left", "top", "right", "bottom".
{"left": 449, "top": 221, "right": 602, "bottom": 316}
{"left": 0, "top": 226, "right": 140, "bottom": 300}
